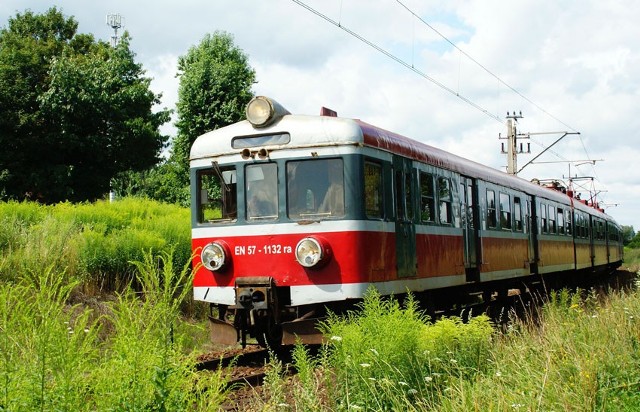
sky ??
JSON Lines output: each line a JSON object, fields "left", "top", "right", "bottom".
{"left": 1, "top": 0, "right": 639, "bottom": 230}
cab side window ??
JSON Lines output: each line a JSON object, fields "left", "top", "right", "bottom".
{"left": 364, "top": 161, "right": 383, "bottom": 219}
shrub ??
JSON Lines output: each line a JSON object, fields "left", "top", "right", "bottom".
{"left": 308, "top": 289, "right": 494, "bottom": 411}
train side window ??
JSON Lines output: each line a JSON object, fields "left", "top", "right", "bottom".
{"left": 197, "top": 166, "right": 237, "bottom": 223}
{"left": 599, "top": 221, "right": 605, "bottom": 240}
{"left": 486, "top": 190, "right": 497, "bottom": 228}
{"left": 548, "top": 206, "right": 556, "bottom": 234}
{"left": 499, "top": 192, "right": 511, "bottom": 230}
{"left": 514, "top": 197, "right": 522, "bottom": 231}
{"left": 565, "top": 210, "right": 572, "bottom": 235}
{"left": 437, "top": 177, "right": 452, "bottom": 224}
{"left": 557, "top": 208, "right": 565, "bottom": 234}
{"left": 364, "top": 161, "right": 383, "bottom": 219}
{"left": 420, "top": 172, "right": 435, "bottom": 222}
{"left": 540, "top": 204, "right": 547, "bottom": 234}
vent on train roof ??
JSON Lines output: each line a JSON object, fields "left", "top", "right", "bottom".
{"left": 320, "top": 107, "right": 337, "bottom": 117}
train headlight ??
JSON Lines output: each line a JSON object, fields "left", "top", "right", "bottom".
{"left": 295, "top": 237, "right": 331, "bottom": 268}
{"left": 246, "top": 96, "right": 290, "bottom": 128}
{"left": 201, "top": 241, "right": 229, "bottom": 272}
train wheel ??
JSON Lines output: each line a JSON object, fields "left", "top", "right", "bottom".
{"left": 256, "top": 316, "right": 282, "bottom": 349}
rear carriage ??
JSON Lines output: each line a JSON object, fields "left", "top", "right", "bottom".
{"left": 190, "top": 96, "right": 623, "bottom": 347}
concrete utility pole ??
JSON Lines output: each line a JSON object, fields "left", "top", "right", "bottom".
{"left": 499, "top": 111, "right": 530, "bottom": 175}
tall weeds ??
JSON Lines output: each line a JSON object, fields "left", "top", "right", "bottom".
{"left": 274, "top": 284, "right": 640, "bottom": 411}
{"left": 0, "top": 267, "right": 98, "bottom": 411}
{"left": 0, "top": 198, "right": 191, "bottom": 291}
{"left": 275, "top": 289, "right": 494, "bottom": 411}
{"left": 0, "top": 250, "right": 226, "bottom": 411}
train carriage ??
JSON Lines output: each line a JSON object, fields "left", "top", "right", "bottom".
{"left": 190, "top": 96, "right": 623, "bottom": 347}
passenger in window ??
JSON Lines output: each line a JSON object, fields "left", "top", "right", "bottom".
{"left": 319, "top": 162, "right": 345, "bottom": 216}
{"left": 247, "top": 185, "right": 277, "bottom": 218}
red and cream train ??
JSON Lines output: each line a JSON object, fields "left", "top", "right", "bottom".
{"left": 190, "top": 96, "right": 623, "bottom": 347}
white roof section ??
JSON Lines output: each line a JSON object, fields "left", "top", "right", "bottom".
{"left": 190, "top": 115, "right": 364, "bottom": 161}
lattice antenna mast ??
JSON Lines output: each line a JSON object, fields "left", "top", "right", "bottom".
{"left": 106, "top": 14, "right": 124, "bottom": 47}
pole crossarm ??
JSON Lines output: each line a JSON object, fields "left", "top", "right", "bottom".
{"left": 516, "top": 132, "right": 580, "bottom": 174}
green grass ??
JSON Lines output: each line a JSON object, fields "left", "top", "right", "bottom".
{"left": 0, "top": 198, "right": 191, "bottom": 291}
{"left": 263, "top": 284, "right": 640, "bottom": 411}
{"left": 2, "top": 199, "right": 638, "bottom": 410}
{"left": 0, "top": 199, "right": 226, "bottom": 410}
{"left": 624, "top": 247, "right": 640, "bottom": 273}
{"left": 0, "top": 250, "right": 226, "bottom": 411}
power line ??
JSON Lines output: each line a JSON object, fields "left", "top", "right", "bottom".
{"left": 394, "top": 0, "right": 599, "bottom": 178}
{"left": 291, "top": 0, "right": 605, "bottom": 195}
{"left": 290, "top": 0, "right": 503, "bottom": 124}
{"left": 395, "top": 1, "right": 579, "bottom": 132}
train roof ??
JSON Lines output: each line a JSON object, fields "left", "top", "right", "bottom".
{"left": 190, "top": 110, "right": 613, "bottom": 222}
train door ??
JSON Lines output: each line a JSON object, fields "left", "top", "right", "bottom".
{"left": 589, "top": 216, "right": 595, "bottom": 267}
{"left": 528, "top": 198, "right": 539, "bottom": 274}
{"left": 460, "top": 176, "right": 479, "bottom": 282}
{"left": 393, "top": 156, "right": 416, "bottom": 278}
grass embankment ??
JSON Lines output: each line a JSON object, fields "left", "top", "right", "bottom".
{"left": 256, "top": 284, "right": 640, "bottom": 411}
{"left": 0, "top": 199, "right": 226, "bottom": 410}
{"left": 0, "top": 198, "right": 191, "bottom": 289}
{"left": 624, "top": 247, "right": 640, "bottom": 273}
{"left": 1, "top": 199, "right": 639, "bottom": 410}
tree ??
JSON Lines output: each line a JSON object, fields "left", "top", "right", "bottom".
{"left": 628, "top": 231, "right": 640, "bottom": 249}
{"left": 621, "top": 225, "right": 635, "bottom": 246}
{"left": 171, "top": 32, "right": 256, "bottom": 188}
{"left": 0, "top": 8, "right": 170, "bottom": 202}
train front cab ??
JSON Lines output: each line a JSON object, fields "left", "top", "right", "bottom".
{"left": 193, "top": 151, "right": 377, "bottom": 346}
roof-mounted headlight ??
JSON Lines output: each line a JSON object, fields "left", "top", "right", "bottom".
{"left": 295, "top": 237, "right": 331, "bottom": 268}
{"left": 201, "top": 241, "right": 230, "bottom": 272}
{"left": 246, "top": 96, "right": 290, "bottom": 128}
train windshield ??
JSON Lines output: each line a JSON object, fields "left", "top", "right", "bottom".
{"left": 246, "top": 163, "right": 278, "bottom": 221}
{"left": 287, "top": 158, "right": 345, "bottom": 220}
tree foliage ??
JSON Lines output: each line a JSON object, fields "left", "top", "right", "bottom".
{"left": 621, "top": 225, "right": 635, "bottom": 246}
{"left": 0, "top": 8, "right": 170, "bottom": 202}
{"left": 171, "top": 31, "right": 256, "bottom": 187}
{"left": 628, "top": 231, "right": 640, "bottom": 249}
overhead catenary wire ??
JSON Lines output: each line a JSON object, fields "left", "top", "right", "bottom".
{"left": 393, "top": 0, "right": 601, "bottom": 183}
{"left": 290, "top": 0, "right": 606, "bottom": 200}
{"left": 290, "top": 0, "right": 503, "bottom": 124}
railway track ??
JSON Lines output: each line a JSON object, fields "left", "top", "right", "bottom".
{"left": 196, "top": 346, "right": 271, "bottom": 389}
{"left": 195, "top": 345, "right": 301, "bottom": 411}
